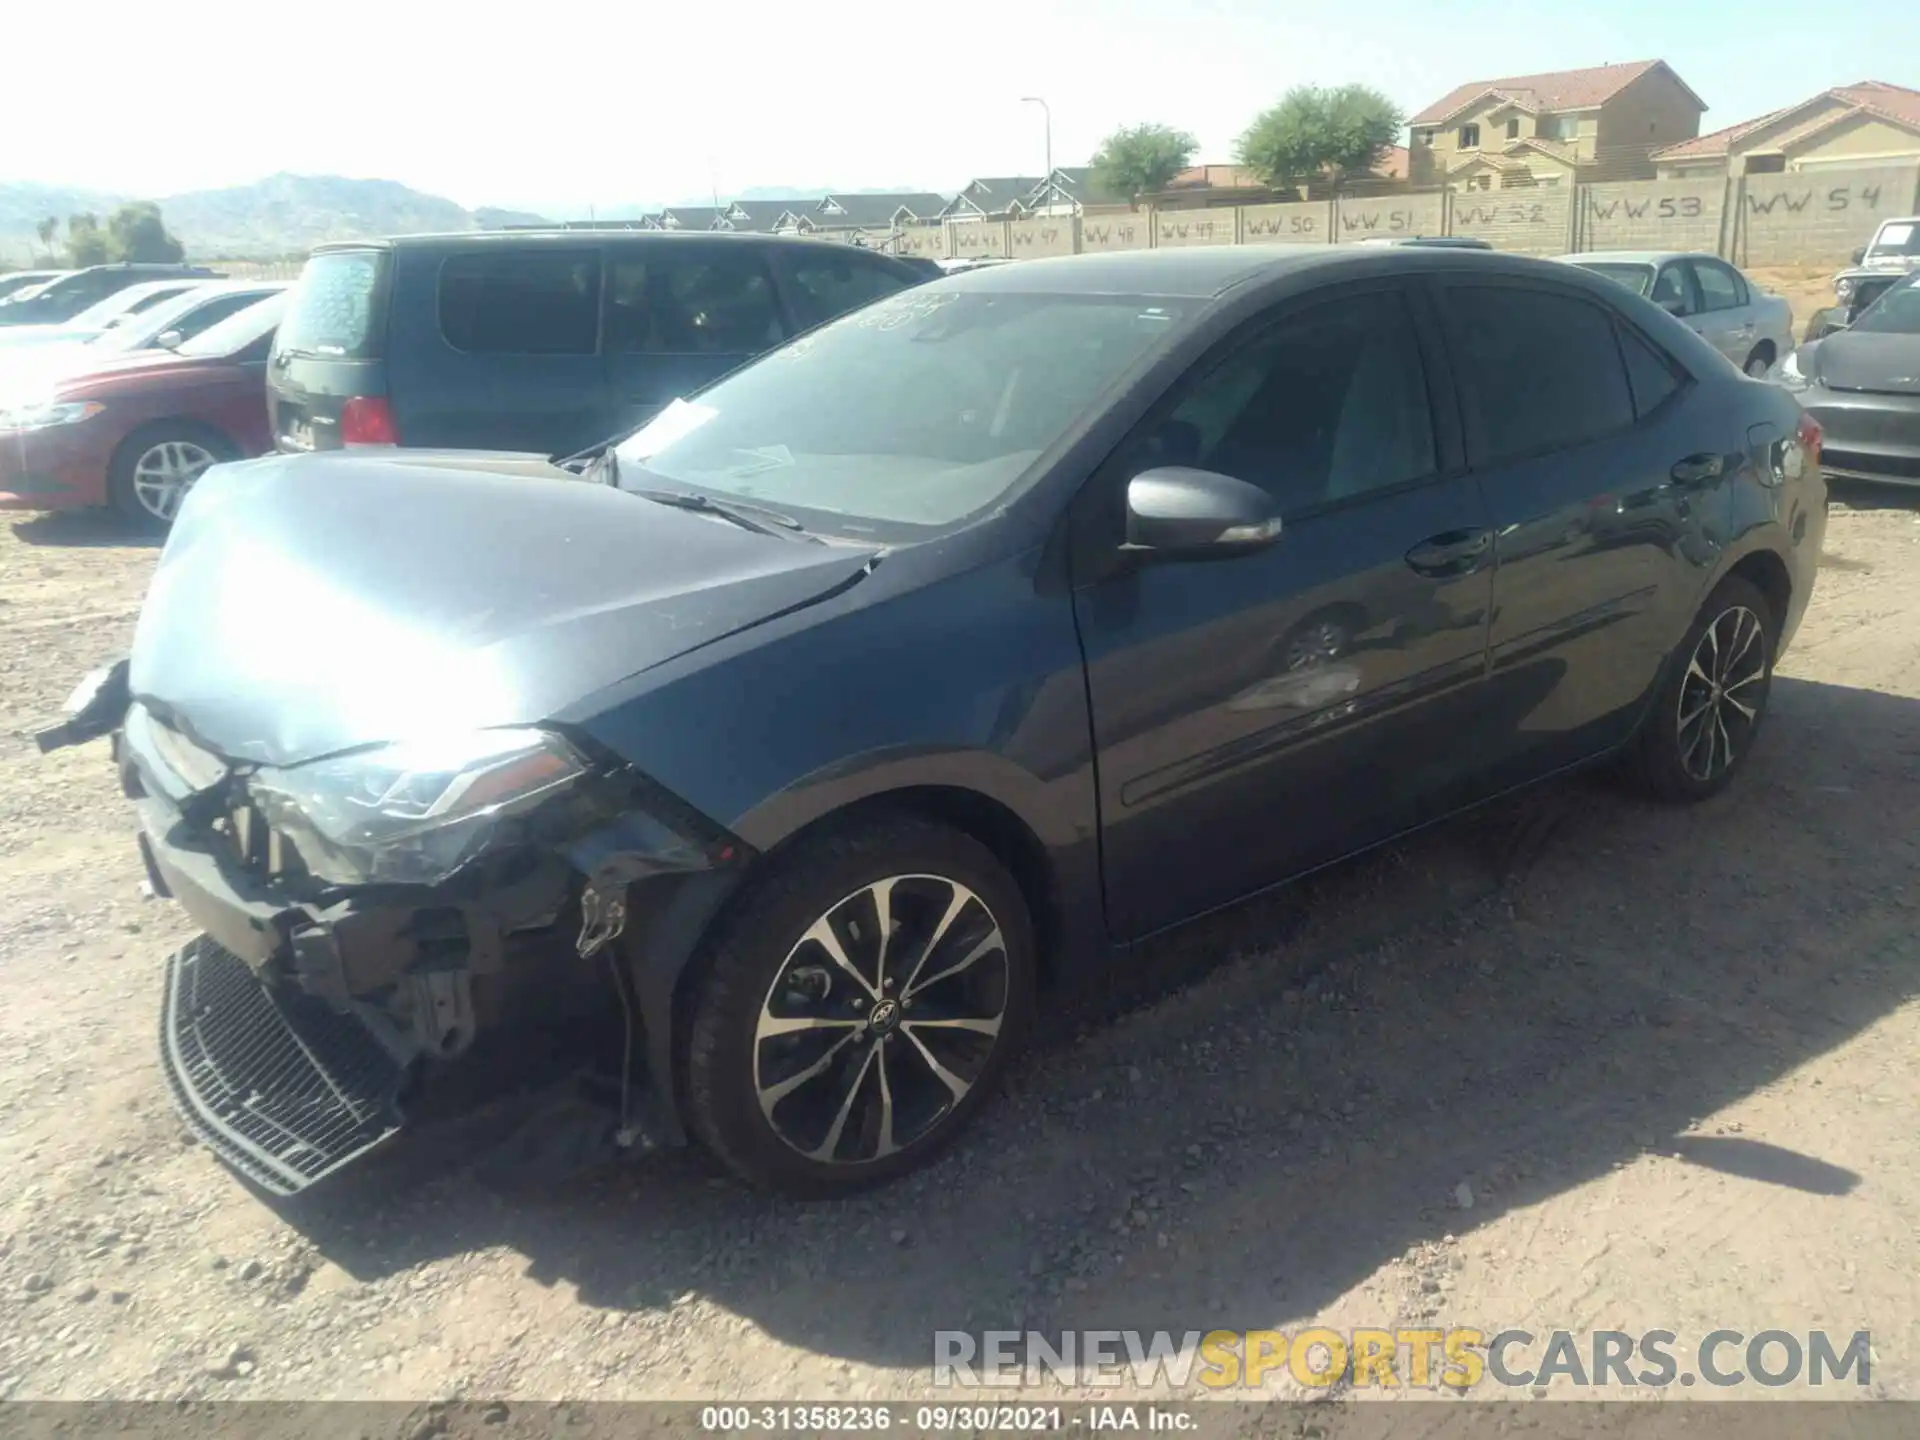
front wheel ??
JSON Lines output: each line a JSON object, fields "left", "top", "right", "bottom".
{"left": 107, "top": 424, "right": 234, "bottom": 532}
{"left": 681, "top": 815, "right": 1035, "bottom": 1196}
{"left": 1622, "top": 575, "right": 1777, "bottom": 803}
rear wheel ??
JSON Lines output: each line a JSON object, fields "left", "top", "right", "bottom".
{"left": 682, "top": 815, "right": 1035, "bottom": 1196}
{"left": 1623, "top": 575, "right": 1777, "bottom": 803}
{"left": 1742, "top": 343, "right": 1775, "bottom": 377}
{"left": 108, "top": 424, "right": 234, "bottom": 532}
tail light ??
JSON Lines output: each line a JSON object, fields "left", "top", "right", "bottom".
{"left": 1796, "top": 412, "right": 1822, "bottom": 467}
{"left": 340, "top": 396, "right": 398, "bottom": 446}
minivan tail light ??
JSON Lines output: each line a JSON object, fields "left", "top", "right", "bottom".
{"left": 340, "top": 396, "right": 398, "bottom": 446}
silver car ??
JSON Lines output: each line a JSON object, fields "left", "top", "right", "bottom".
{"left": 1558, "top": 251, "right": 1794, "bottom": 377}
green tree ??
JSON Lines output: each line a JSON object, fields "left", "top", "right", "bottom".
{"left": 1089, "top": 122, "right": 1200, "bottom": 202}
{"left": 35, "top": 215, "right": 59, "bottom": 259}
{"left": 1235, "top": 84, "right": 1405, "bottom": 189}
{"left": 105, "top": 201, "right": 186, "bottom": 263}
{"left": 66, "top": 213, "right": 112, "bottom": 267}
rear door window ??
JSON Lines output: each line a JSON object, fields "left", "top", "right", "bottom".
{"left": 279, "top": 250, "right": 388, "bottom": 357}
{"left": 1444, "top": 284, "right": 1636, "bottom": 465}
{"left": 439, "top": 250, "right": 601, "bottom": 355}
{"left": 607, "top": 247, "right": 782, "bottom": 355}
{"left": 779, "top": 250, "right": 912, "bottom": 330}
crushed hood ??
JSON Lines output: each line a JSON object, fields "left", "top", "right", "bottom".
{"left": 1810, "top": 332, "right": 1920, "bottom": 395}
{"left": 130, "top": 451, "right": 879, "bottom": 766}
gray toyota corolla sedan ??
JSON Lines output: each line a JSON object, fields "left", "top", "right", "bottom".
{"left": 40, "top": 245, "right": 1825, "bottom": 1200}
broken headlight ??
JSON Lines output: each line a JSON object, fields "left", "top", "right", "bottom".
{"left": 247, "top": 728, "right": 587, "bottom": 887}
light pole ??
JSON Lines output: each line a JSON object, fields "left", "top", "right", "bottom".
{"left": 1021, "top": 96, "right": 1052, "bottom": 212}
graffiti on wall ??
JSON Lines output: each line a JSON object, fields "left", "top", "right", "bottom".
{"left": 1453, "top": 201, "right": 1556, "bottom": 227}
{"left": 1745, "top": 183, "right": 1890, "bottom": 217}
{"left": 1586, "top": 192, "right": 1710, "bottom": 222}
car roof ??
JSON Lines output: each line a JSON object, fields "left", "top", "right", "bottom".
{"left": 1562, "top": 250, "right": 1713, "bottom": 266}
{"left": 933, "top": 243, "right": 1570, "bottom": 300}
{"left": 311, "top": 230, "right": 879, "bottom": 253}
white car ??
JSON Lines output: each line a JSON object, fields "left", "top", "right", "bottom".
{"left": 1558, "top": 250, "right": 1794, "bottom": 377}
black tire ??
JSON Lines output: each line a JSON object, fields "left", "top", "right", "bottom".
{"left": 1622, "top": 575, "right": 1778, "bottom": 803}
{"left": 107, "top": 422, "right": 236, "bottom": 533}
{"left": 681, "top": 814, "right": 1035, "bottom": 1197}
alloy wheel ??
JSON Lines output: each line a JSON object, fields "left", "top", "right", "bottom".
{"left": 131, "top": 440, "right": 217, "bottom": 523}
{"left": 1675, "top": 604, "right": 1767, "bottom": 783}
{"left": 753, "top": 874, "right": 1009, "bottom": 1165}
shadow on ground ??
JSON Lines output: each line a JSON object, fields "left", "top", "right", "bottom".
{"left": 270, "top": 675, "right": 1916, "bottom": 1368}
{"left": 9, "top": 511, "right": 160, "bottom": 549}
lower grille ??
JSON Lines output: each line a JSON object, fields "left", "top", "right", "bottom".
{"left": 161, "top": 936, "right": 405, "bottom": 1195}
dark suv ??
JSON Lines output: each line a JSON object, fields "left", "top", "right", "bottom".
{"left": 0, "top": 263, "right": 223, "bottom": 328}
{"left": 266, "top": 231, "right": 929, "bottom": 457}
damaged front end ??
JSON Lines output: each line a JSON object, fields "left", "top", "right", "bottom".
{"left": 44, "top": 673, "right": 748, "bottom": 1195}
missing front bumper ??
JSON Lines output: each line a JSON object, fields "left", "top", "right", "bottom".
{"left": 160, "top": 935, "right": 406, "bottom": 1196}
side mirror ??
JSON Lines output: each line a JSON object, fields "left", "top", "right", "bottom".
{"left": 1123, "top": 467, "right": 1283, "bottom": 559}
{"left": 1852, "top": 247, "right": 1867, "bottom": 265}
{"left": 155, "top": 329, "right": 183, "bottom": 351}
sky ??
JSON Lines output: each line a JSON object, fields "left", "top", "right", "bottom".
{"left": 3, "top": 0, "right": 1913, "bottom": 217}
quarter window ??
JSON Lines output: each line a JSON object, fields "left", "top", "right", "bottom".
{"left": 438, "top": 250, "right": 601, "bottom": 355}
{"left": 1137, "top": 289, "right": 1437, "bottom": 515}
{"left": 1616, "top": 324, "right": 1683, "bottom": 418}
{"left": 1446, "top": 285, "right": 1635, "bottom": 465}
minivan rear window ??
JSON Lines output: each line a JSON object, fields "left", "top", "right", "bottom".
{"left": 279, "top": 250, "right": 387, "bottom": 358}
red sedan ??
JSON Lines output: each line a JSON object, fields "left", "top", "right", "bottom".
{"left": 0, "top": 292, "right": 284, "bottom": 531}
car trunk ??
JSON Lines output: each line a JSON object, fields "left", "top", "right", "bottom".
{"left": 267, "top": 247, "right": 394, "bottom": 452}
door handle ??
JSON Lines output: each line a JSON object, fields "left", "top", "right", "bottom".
{"left": 1405, "top": 528, "right": 1491, "bottom": 577}
{"left": 1670, "top": 453, "right": 1725, "bottom": 487}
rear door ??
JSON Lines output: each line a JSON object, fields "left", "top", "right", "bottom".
{"left": 601, "top": 242, "right": 786, "bottom": 437}
{"left": 1687, "top": 258, "right": 1756, "bottom": 369}
{"left": 1433, "top": 276, "right": 1725, "bottom": 794}
{"left": 389, "top": 244, "right": 608, "bottom": 454}
{"left": 267, "top": 247, "right": 392, "bottom": 453}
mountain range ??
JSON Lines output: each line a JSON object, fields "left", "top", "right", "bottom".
{"left": 0, "top": 175, "right": 945, "bottom": 263}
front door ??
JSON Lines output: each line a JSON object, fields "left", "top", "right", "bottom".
{"left": 1071, "top": 283, "right": 1494, "bottom": 940}
{"left": 602, "top": 244, "right": 788, "bottom": 438}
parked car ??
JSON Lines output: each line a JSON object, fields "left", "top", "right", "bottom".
{"left": 0, "top": 278, "right": 215, "bottom": 352}
{"left": 1355, "top": 236, "right": 1493, "bottom": 249}
{"left": 40, "top": 246, "right": 1823, "bottom": 1199}
{"left": 1802, "top": 215, "right": 1920, "bottom": 342}
{"left": 0, "top": 270, "right": 71, "bottom": 304}
{"left": 267, "top": 232, "right": 930, "bottom": 458}
{"left": 0, "top": 292, "right": 285, "bottom": 529}
{"left": 0, "top": 281, "right": 287, "bottom": 396}
{"left": 0, "top": 263, "right": 223, "bottom": 328}
{"left": 1560, "top": 251, "right": 1792, "bottom": 377}
{"left": 1772, "top": 268, "right": 1920, "bottom": 488}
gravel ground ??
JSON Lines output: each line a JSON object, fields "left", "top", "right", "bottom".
{"left": 2, "top": 485, "right": 1919, "bottom": 1408}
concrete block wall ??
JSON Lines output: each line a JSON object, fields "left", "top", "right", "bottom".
{"left": 882, "top": 160, "right": 1919, "bottom": 270}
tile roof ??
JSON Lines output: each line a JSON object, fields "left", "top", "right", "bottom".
{"left": 810, "top": 192, "right": 953, "bottom": 227}
{"left": 1651, "top": 80, "right": 1920, "bottom": 161}
{"left": 657, "top": 206, "right": 722, "bottom": 230}
{"left": 1411, "top": 60, "right": 1689, "bottom": 126}
{"left": 715, "top": 199, "right": 802, "bottom": 232}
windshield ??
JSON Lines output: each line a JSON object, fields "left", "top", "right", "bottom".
{"left": 1850, "top": 273, "right": 1920, "bottom": 335}
{"left": 1574, "top": 262, "right": 1656, "bottom": 296}
{"left": 90, "top": 287, "right": 240, "bottom": 353}
{"left": 176, "top": 292, "right": 290, "bottom": 358}
{"left": 64, "top": 283, "right": 192, "bottom": 332}
{"left": 1865, "top": 221, "right": 1920, "bottom": 260}
{"left": 613, "top": 289, "right": 1189, "bottom": 538}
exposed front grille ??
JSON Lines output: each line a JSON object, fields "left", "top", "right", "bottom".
{"left": 161, "top": 936, "right": 405, "bottom": 1195}
{"left": 1823, "top": 448, "right": 1920, "bottom": 481}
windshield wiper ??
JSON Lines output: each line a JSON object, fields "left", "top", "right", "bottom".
{"left": 629, "top": 486, "right": 815, "bottom": 541}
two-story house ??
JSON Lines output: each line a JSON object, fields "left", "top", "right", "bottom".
{"left": 1651, "top": 80, "right": 1920, "bottom": 179}
{"left": 1408, "top": 60, "right": 1706, "bottom": 191}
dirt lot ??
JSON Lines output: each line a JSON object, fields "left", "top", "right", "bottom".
{"left": 2, "top": 482, "right": 1919, "bottom": 1409}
